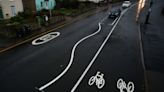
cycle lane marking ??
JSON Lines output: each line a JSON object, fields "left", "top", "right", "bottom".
{"left": 117, "top": 78, "right": 135, "bottom": 92}
{"left": 71, "top": 14, "right": 122, "bottom": 92}
{"left": 36, "top": 22, "right": 102, "bottom": 91}
{"left": 87, "top": 73, "right": 135, "bottom": 92}
{"left": 36, "top": 9, "right": 117, "bottom": 91}
{"left": 88, "top": 71, "right": 105, "bottom": 89}
{"left": 71, "top": 3, "right": 137, "bottom": 92}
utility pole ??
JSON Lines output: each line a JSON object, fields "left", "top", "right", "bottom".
{"left": 45, "top": 0, "right": 52, "bottom": 17}
{"left": 49, "top": 1, "right": 52, "bottom": 17}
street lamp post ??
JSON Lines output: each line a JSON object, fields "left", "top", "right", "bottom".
{"left": 50, "top": 1, "right": 52, "bottom": 17}
{"left": 145, "top": 8, "right": 151, "bottom": 24}
{"left": 44, "top": 0, "right": 52, "bottom": 17}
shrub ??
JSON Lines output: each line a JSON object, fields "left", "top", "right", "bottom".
{"left": 18, "top": 9, "right": 31, "bottom": 18}
{"left": 9, "top": 16, "right": 23, "bottom": 24}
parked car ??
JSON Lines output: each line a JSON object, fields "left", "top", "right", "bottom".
{"left": 122, "top": 1, "right": 131, "bottom": 9}
{"left": 108, "top": 9, "right": 121, "bottom": 19}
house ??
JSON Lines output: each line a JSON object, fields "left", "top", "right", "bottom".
{"left": 35, "top": 0, "right": 56, "bottom": 11}
{"left": 22, "top": 0, "right": 56, "bottom": 13}
{"left": 0, "top": 1, "right": 3, "bottom": 19}
{"left": 0, "top": 0, "right": 24, "bottom": 19}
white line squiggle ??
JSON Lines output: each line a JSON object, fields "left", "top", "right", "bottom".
{"left": 37, "top": 23, "right": 102, "bottom": 91}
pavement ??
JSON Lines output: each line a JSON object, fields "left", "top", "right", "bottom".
{"left": 139, "top": 0, "right": 164, "bottom": 92}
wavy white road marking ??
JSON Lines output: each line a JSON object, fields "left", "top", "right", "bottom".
{"left": 37, "top": 23, "right": 102, "bottom": 91}
{"left": 71, "top": 3, "right": 137, "bottom": 92}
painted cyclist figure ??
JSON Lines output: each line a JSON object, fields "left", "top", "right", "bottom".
{"left": 88, "top": 71, "right": 105, "bottom": 89}
{"left": 117, "top": 78, "right": 135, "bottom": 92}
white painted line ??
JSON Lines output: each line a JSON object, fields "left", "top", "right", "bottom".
{"left": 117, "top": 78, "right": 135, "bottom": 92}
{"left": 32, "top": 32, "right": 60, "bottom": 45}
{"left": 109, "top": 17, "right": 119, "bottom": 26}
{"left": 36, "top": 4, "right": 137, "bottom": 91}
{"left": 71, "top": 3, "right": 137, "bottom": 92}
{"left": 71, "top": 15, "right": 122, "bottom": 92}
{"left": 36, "top": 23, "right": 102, "bottom": 91}
{"left": 100, "top": 16, "right": 108, "bottom": 24}
{"left": 88, "top": 71, "right": 105, "bottom": 89}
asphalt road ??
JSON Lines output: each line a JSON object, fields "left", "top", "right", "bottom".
{"left": 0, "top": 3, "right": 145, "bottom": 92}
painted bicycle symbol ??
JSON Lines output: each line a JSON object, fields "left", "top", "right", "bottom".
{"left": 117, "top": 78, "right": 135, "bottom": 92}
{"left": 88, "top": 71, "right": 105, "bottom": 89}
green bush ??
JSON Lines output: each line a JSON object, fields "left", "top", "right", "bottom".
{"left": 0, "top": 20, "right": 6, "bottom": 31}
{"left": 53, "top": 8, "right": 75, "bottom": 16}
{"left": 9, "top": 16, "right": 23, "bottom": 24}
{"left": 18, "top": 9, "right": 31, "bottom": 18}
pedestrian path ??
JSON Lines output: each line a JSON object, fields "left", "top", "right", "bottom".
{"left": 139, "top": 0, "right": 164, "bottom": 92}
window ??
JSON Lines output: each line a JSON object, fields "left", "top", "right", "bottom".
{"left": 11, "top": 5, "right": 16, "bottom": 16}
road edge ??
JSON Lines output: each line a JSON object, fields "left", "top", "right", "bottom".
{"left": 138, "top": 23, "right": 149, "bottom": 92}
